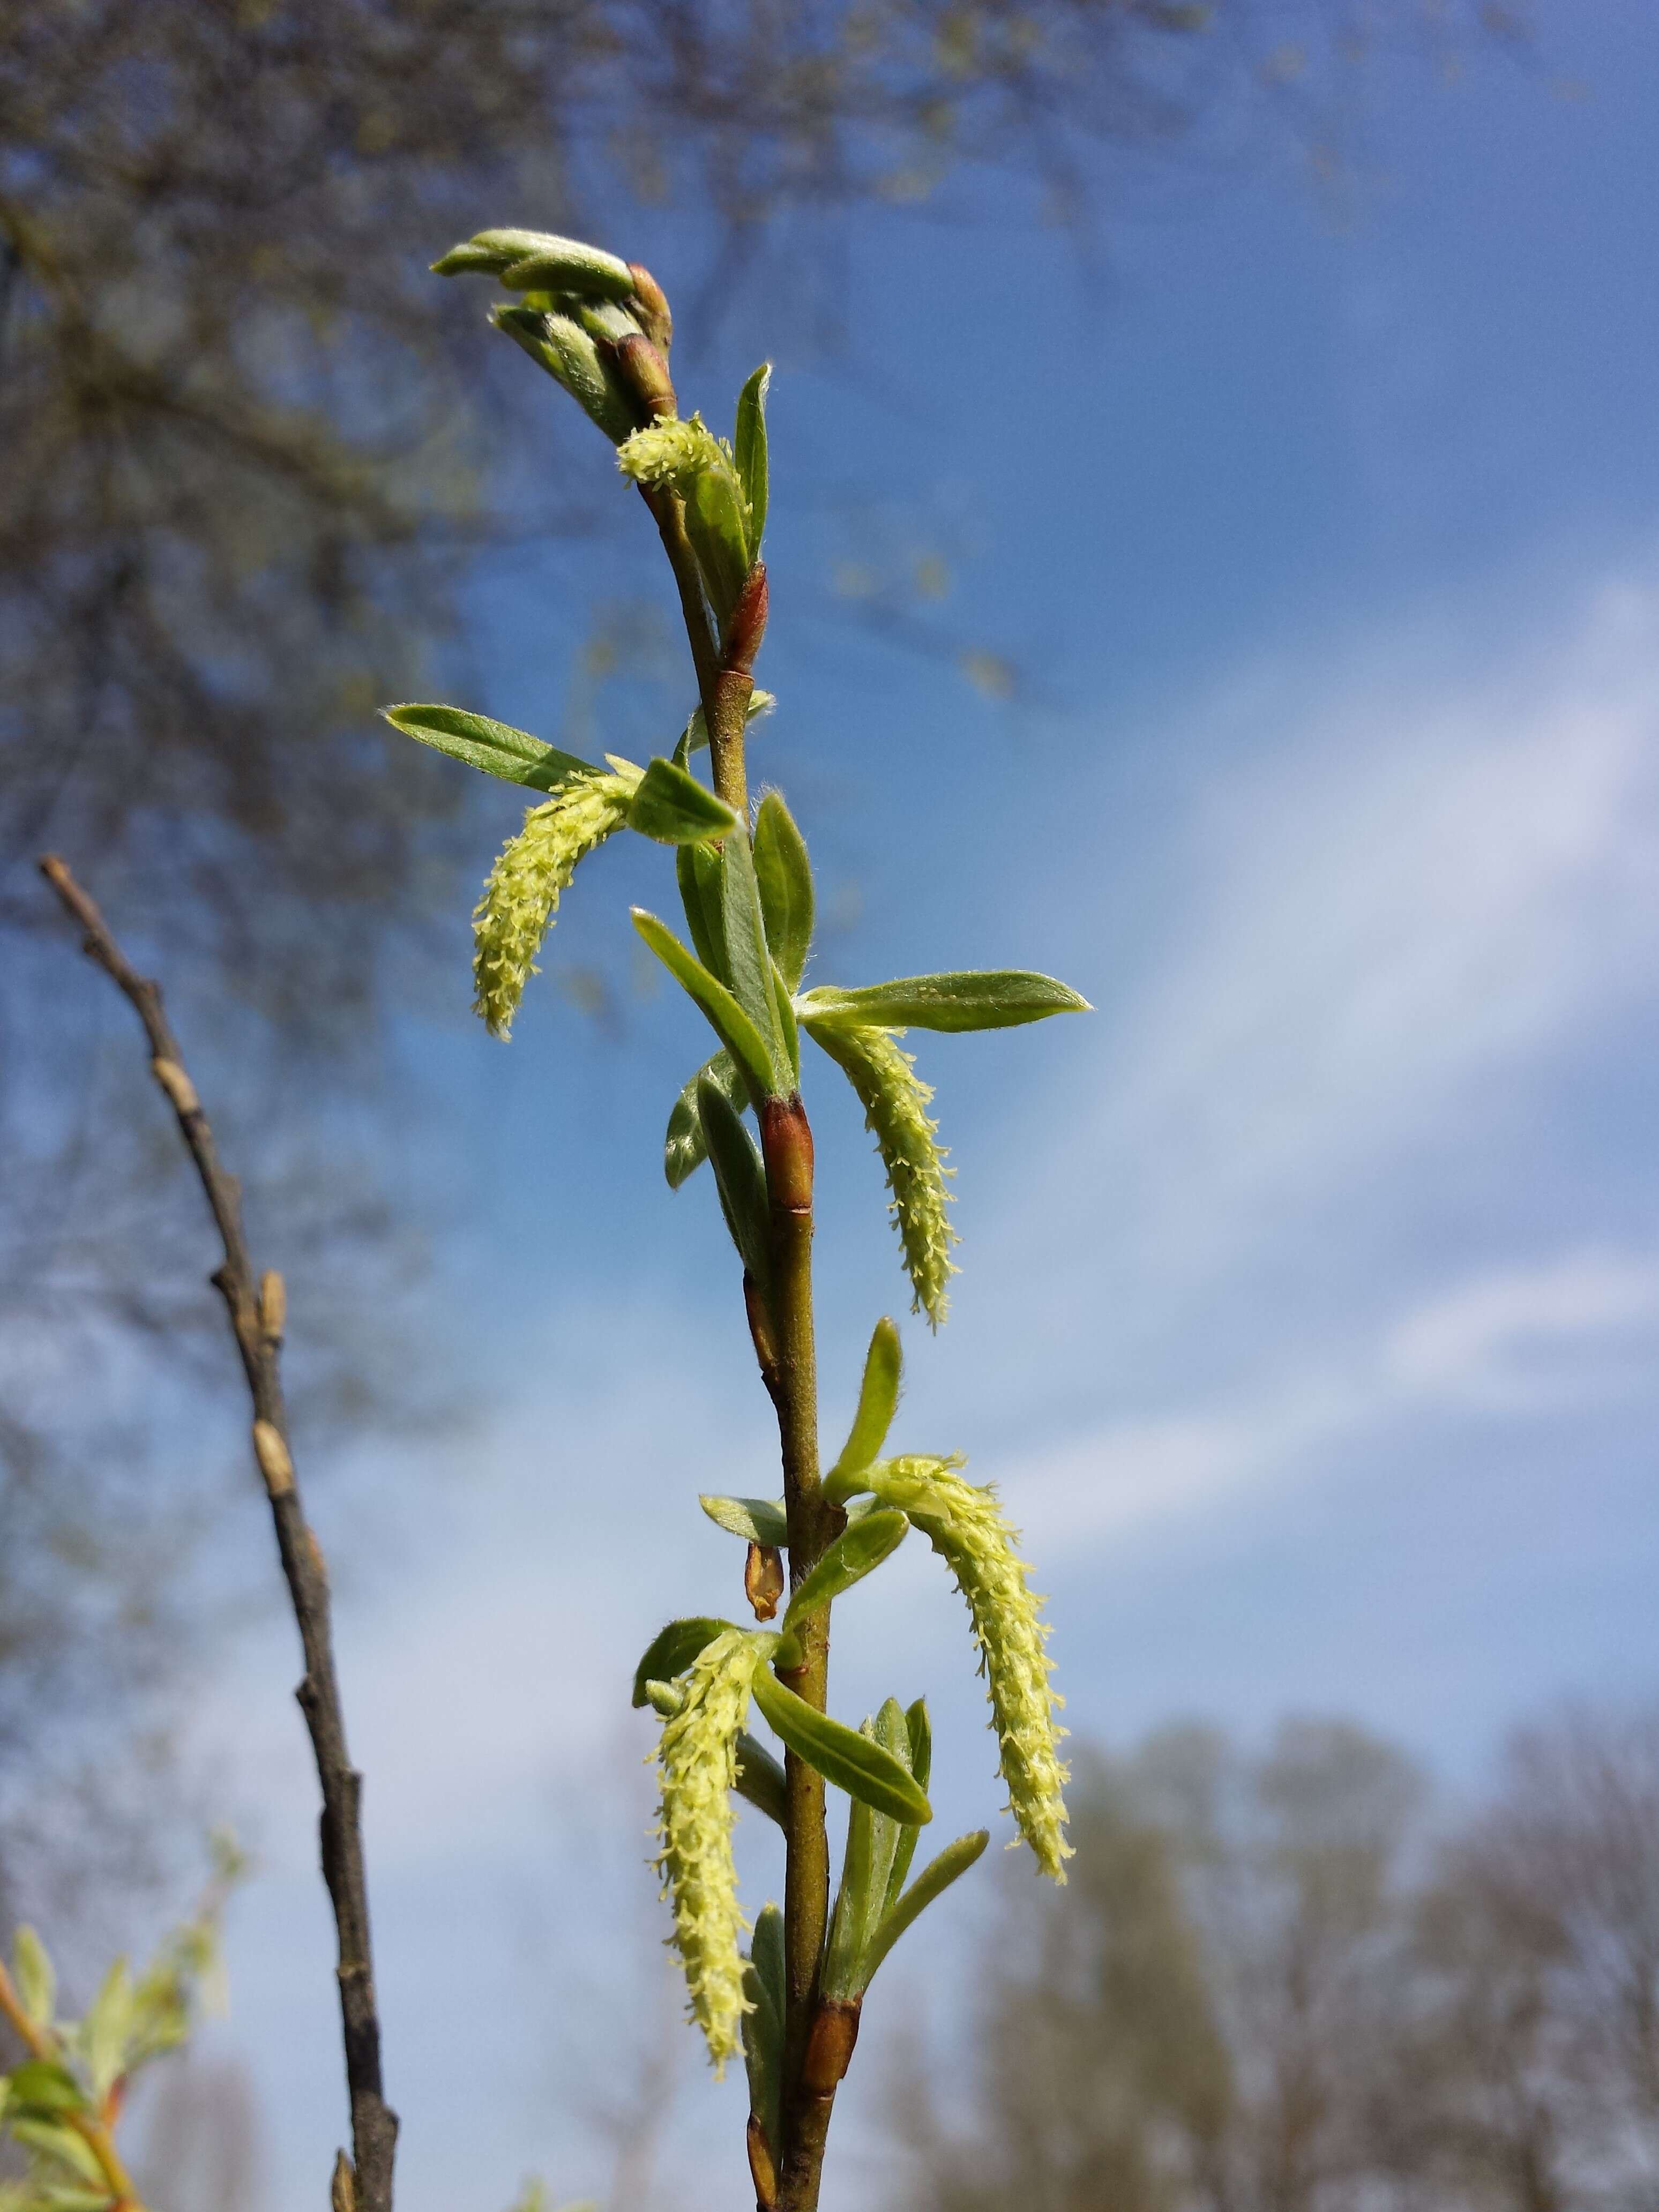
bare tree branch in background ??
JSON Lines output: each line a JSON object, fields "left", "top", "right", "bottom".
{"left": 38, "top": 855, "right": 396, "bottom": 2212}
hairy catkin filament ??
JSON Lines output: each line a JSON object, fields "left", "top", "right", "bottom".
{"left": 471, "top": 773, "right": 633, "bottom": 1037}
{"left": 869, "top": 1458, "right": 1070, "bottom": 1879}
{"left": 653, "top": 1630, "right": 767, "bottom": 2072}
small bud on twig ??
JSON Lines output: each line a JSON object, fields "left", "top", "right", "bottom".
{"left": 745, "top": 1542, "right": 784, "bottom": 1621}
{"left": 259, "top": 1268, "right": 287, "bottom": 1342}
{"left": 747, "top": 2113, "right": 779, "bottom": 2211}
{"left": 801, "top": 1998, "right": 862, "bottom": 2094}
{"left": 613, "top": 331, "right": 677, "bottom": 420}
{"left": 252, "top": 1419, "right": 294, "bottom": 1499}
{"left": 151, "top": 1057, "right": 200, "bottom": 1116}
{"left": 627, "top": 262, "right": 674, "bottom": 354}
{"left": 721, "top": 562, "right": 769, "bottom": 675}
{"left": 331, "top": 2151, "right": 357, "bottom": 2212}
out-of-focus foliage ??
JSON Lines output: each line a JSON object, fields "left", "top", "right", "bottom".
{"left": 900, "top": 1705, "right": 1659, "bottom": 2212}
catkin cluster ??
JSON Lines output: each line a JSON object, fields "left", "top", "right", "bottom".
{"left": 805, "top": 1023, "right": 959, "bottom": 1327}
{"left": 615, "top": 414, "right": 730, "bottom": 493}
{"left": 653, "top": 1630, "right": 766, "bottom": 2072}
{"left": 472, "top": 773, "right": 633, "bottom": 1037}
{"left": 870, "top": 1457, "right": 1071, "bottom": 1878}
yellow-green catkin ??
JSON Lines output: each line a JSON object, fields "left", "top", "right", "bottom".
{"left": 653, "top": 1629, "right": 766, "bottom": 2073}
{"left": 870, "top": 1456, "right": 1071, "bottom": 1879}
{"left": 472, "top": 773, "right": 633, "bottom": 1037}
{"left": 805, "top": 1021, "right": 959, "bottom": 1327}
{"left": 615, "top": 413, "right": 730, "bottom": 494}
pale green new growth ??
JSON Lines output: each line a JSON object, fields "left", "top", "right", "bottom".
{"left": 653, "top": 1629, "right": 768, "bottom": 2074}
{"left": 868, "top": 1457, "right": 1071, "bottom": 1879}
{"left": 472, "top": 772, "right": 636, "bottom": 1037}
{"left": 804, "top": 1021, "right": 959, "bottom": 1326}
{"left": 616, "top": 413, "right": 729, "bottom": 494}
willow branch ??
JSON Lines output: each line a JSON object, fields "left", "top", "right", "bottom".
{"left": 38, "top": 854, "right": 399, "bottom": 2212}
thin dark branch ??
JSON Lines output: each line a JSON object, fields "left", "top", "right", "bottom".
{"left": 36, "top": 853, "right": 399, "bottom": 2212}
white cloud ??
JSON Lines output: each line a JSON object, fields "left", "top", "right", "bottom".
{"left": 1002, "top": 1244, "right": 1659, "bottom": 1550}
{"left": 996, "top": 567, "right": 1659, "bottom": 1321}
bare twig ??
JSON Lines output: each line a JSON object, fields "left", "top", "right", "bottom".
{"left": 38, "top": 854, "right": 399, "bottom": 2212}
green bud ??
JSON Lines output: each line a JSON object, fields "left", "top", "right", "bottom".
{"left": 472, "top": 772, "right": 636, "bottom": 1038}
{"left": 865, "top": 1458, "right": 1071, "bottom": 1880}
{"left": 490, "top": 305, "right": 641, "bottom": 444}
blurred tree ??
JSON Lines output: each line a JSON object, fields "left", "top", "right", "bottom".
{"left": 0, "top": 0, "right": 1529, "bottom": 1924}
{"left": 896, "top": 1716, "right": 1428, "bottom": 2212}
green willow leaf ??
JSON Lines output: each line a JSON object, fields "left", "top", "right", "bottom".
{"left": 886, "top": 1699, "right": 933, "bottom": 1907}
{"left": 631, "top": 1617, "right": 731, "bottom": 1708}
{"left": 734, "top": 362, "right": 772, "bottom": 550}
{"left": 664, "top": 1050, "right": 744, "bottom": 1190}
{"left": 676, "top": 841, "right": 728, "bottom": 982}
{"left": 742, "top": 1900, "right": 786, "bottom": 2162}
{"left": 859, "top": 1831, "right": 989, "bottom": 1990}
{"left": 13, "top": 1926, "right": 54, "bottom": 2026}
{"left": 697, "top": 1077, "right": 772, "bottom": 1289}
{"left": 798, "top": 971, "right": 1090, "bottom": 1034}
{"left": 734, "top": 1733, "right": 788, "bottom": 1828}
{"left": 827, "top": 1318, "right": 903, "bottom": 1489}
{"left": 631, "top": 909, "right": 776, "bottom": 1097}
{"left": 751, "top": 1672, "right": 932, "bottom": 1826}
{"left": 626, "top": 758, "right": 737, "bottom": 845}
{"left": 780, "top": 1511, "right": 908, "bottom": 1636}
{"left": 381, "top": 704, "right": 600, "bottom": 793}
{"left": 719, "top": 830, "right": 794, "bottom": 1093}
{"left": 699, "top": 1494, "right": 790, "bottom": 1546}
{"left": 491, "top": 304, "right": 640, "bottom": 443}
{"left": 753, "top": 791, "right": 814, "bottom": 991}
{"left": 6, "top": 2061, "right": 87, "bottom": 2116}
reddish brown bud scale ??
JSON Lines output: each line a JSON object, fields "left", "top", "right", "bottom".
{"left": 745, "top": 1541, "right": 785, "bottom": 1620}
{"left": 627, "top": 262, "right": 674, "bottom": 354}
{"left": 761, "top": 1094, "right": 814, "bottom": 1212}
{"left": 722, "top": 561, "right": 769, "bottom": 674}
{"left": 613, "top": 330, "right": 677, "bottom": 420}
{"left": 801, "top": 1998, "right": 862, "bottom": 2095}
{"left": 747, "top": 2113, "right": 779, "bottom": 2210}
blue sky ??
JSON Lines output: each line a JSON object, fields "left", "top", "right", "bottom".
{"left": 166, "top": 10, "right": 1659, "bottom": 2208}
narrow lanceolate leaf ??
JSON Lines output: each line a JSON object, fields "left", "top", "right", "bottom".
{"left": 826, "top": 1318, "right": 903, "bottom": 1491}
{"left": 802, "top": 1017, "right": 959, "bottom": 1327}
{"left": 699, "top": 1493, "right": 790, "bottom": 1547}
{"left": 797, "top": 970, "right": 1090, "bottom": 1034}
{"left": 866, "top": 1458, "right": 1071, "bottom": 1879}
{"left": 752, "top": 791, "right": 814, "bottom": 990}
{"left": 860, "top": 1831, "right": 990, "bottom": 1989}
{"left": 664, "top": 1050, "right": 745, "bottom": 1190}
{"left": 632, "top": 1617, "right": 730, "bottom": 1708}
{"left": 734, "top": 362, "right": 773, "bottom": 550}
{"left": 13, "top": 1925, "right": 55, "bottom": 2026}
{"left": 631, "top": 910, "right": 776, "bottom": 1098}
{"left": 473, "top": 773, "right": 636, "bottom": 1037}
{"left": 823, "top": 1697, "right": 922, "bottom": 2000}
{"left": 888, "top": 1698, "right": 933, "bottom": 1905}
{"left": 676, "top": 841, "right": 728, "bottom": 981}
{"left": 743, "top": 1902, "right": 786, "bottom": 2163}
{"left": 380, "top": 705, "right": 600, "bottom": 793}
{"left": 751, "top": 1671, "right": 932, "bottom": 1827}
{"left": 697, "top": 1077, "right": 772, "bottom": 1289}
{"left": 720, "top": 829, "right": 795, "bottom": 1094}
{"left": 653, "top": 1629, "right": 769, "bottom": 2073}
{"left": 733, "top": 1733, "right": 788, "bottom": 1828}
{"left": 431, "top": 228, "right": 635, "bottom": 298}
{"left": 626, "top": 756, "right": 738, "bottom": 844}
{"left": 780, "top": 1511, "right": 908, "bottom": 1638}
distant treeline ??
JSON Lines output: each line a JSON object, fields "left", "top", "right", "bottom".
{"left": 896, "top": 1704, "right": 1659, "bottom": 2212}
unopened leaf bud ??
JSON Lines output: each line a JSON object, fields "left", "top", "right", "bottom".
{"left": 745, "top": 1542, "right": 784, "bottom": 1621}
{"left": 614, "top": 331, "right": 677, "bottom": 421}
{"left": 490, "top": 305, "right": 641, "bottom": 444}
{"left": 434, "top": 228, "right": 634, "bottom": 300}
{"left": 252, "top": 1419, "right": 294, "bottom": 1499}
{"left": 627, "top": 263, "right": 674, "bottom": 354}
{"left": 722, "top": 561, "right": 769, "bottom": 675}
{"left": 259, "top": 1268, "right": 286, "bottom": 1342}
